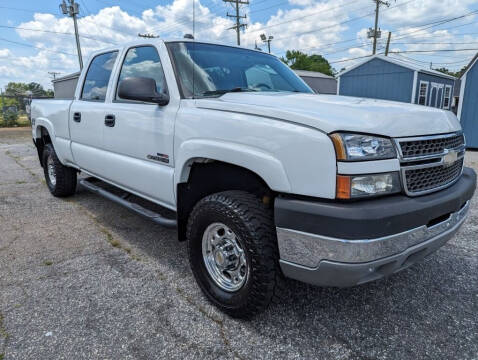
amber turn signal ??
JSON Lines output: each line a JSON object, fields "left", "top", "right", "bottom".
{"left": 336, "top": 175, "right": 351, "bottom": 199}
{"left": 330, "top": 133, "right": 347, "bottom": 160}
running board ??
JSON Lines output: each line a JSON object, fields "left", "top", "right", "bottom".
{"left": 79, "top": 178, "right": 177, "bottom": 228}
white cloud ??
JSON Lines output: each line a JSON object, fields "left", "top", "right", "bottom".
{"left": 0, "top": 49, "right": 11, "bottom": 58}
{"left": 1, "top": 0, "right": 477, "bottom": 89}
{"left": 243, "top": 0, "right": 355, "bottom": 54}
{"left": 382, "top": 0, "right": 477, "bottom": 27}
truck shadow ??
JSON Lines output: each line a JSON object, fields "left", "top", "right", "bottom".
{"left": 72, "top": 184, "right": 476, "bottom": 358}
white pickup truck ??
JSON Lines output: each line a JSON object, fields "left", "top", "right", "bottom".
{"left": 31, "top": 38, "right": 476, "bottom": 318}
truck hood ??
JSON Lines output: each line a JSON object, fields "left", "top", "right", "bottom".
{"left": 195, "top": 92, "right": 461, "bottom": 137}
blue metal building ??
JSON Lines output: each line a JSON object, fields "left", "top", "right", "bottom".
{"left": 458, "top": 53, "right": 478, "bottom": 148}
{"left": 338, "top": 55, "right": 456, "bottom": 110}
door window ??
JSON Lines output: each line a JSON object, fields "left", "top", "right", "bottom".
{"left": 443, "top": 85, "right": 452, "bottom": 109}
{"left": 418, "top": 81, "right": 428, "bottom": 105}
{"left": 81, "top": 51, "right": 118, "bottom": 101}
{"left": 116, "top": 46, "right": 167, "bottom": 100}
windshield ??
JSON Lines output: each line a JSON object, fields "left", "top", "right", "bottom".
{"left": 167, "top": 42, "right": 313, "bottom": 98}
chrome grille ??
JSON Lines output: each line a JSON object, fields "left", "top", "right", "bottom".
{"left": 395, "top": 132, "right": 465, "bottom": 196}
{"left": 404, "top": 159, "right": 464, "bottom": 193}
{"left": 399, "top": 134, "right": 464, "bottom": 158}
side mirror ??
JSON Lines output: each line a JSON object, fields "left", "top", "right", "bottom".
{"left": 118, "top": 77, "right": 170, "bottom": 106}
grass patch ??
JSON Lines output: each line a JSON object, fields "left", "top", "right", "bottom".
{"left": 109, "top": 239, "right": 120, "bottom": 248}
{"left": 0, "top": 312, "right": 8, "bottom": 339}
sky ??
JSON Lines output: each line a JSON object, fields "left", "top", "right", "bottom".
{"left": 0, "top": 0, "right": 478, "bottom": 90}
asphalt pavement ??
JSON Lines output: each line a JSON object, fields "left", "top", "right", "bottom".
{"left": 0, "top": 128, "right": 477, "bottom": 360}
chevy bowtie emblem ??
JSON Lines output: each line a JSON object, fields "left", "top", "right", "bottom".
{"left": 443, "top": 150, "right": 458, "bottom": 167}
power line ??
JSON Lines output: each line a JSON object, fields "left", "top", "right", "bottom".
{"left": 273, "top": 0, "right": 414, "bottom": 43}
{"left": 0, "top": 25, "right": 116, "bottom": 45}
{"left": 246, "top": 0, "right": 361, "bottom": 34}
{"left": 275, "top": 8, "right": 478, "bottom": 60}
{"left": 330, "top": 54, "right": 378, "bottom": 64}
{"left": 390, "top": 48, "right": 478, "bottom": 54}
{"left": 0, "top": 37, "right": 77, "bottom": 56}
{"left": 0, "top": 6, "right": 55, "bottom": 14}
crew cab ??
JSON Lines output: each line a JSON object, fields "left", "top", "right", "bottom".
{"left": 31, "top": 38, "right": 476, "bottom": 318}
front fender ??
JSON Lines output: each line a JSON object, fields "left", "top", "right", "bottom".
{"left": 175, "top": 138, "right": 291, "bottom": 193}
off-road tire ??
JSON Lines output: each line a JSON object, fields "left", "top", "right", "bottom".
{"left": 42, "top": 143, "right": 77, "bottom": 197}
{"left": 187, "top": 190, "right": 283, "bottom": 318}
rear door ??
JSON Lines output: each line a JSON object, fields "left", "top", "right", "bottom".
{"left": 100, "top": 44, "right": 177, "bottom": 207}
{"left": 69, "top": 50, "right": 119, "bottom": 174}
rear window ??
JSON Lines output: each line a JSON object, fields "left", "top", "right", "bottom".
{"left": 81, "top": 51, "right": 118, "bottom": 101}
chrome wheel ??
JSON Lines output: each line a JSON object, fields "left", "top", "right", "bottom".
{"left": 47, "top": 155, "right": 56, "bottom": 186}
{"left": 202, "top": 222, "right": 248, "bottom": 292}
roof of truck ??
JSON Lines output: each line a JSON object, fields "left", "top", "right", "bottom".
{"left": 90, "top": 38, "right": 267, "bottom": 56}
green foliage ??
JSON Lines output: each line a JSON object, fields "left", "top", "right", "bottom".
{"left": 2, "top": 109, "right": 19, "bottom": 127}
{"left": 5, "top": 81, "right": 51, "bottom": 97}
{"left": 435, "top": 66, "right": 467, "bottom": 78}
{"left": 281, "top": 50, "right": 335, "bottom": 76}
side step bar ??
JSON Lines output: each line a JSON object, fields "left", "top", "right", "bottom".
{"left": 79, "top": 178, "right": 177, "bottom": 229}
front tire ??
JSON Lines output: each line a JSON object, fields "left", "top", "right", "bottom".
{"left": 42, "top": 143, "right": 77, "bottom": 197}
{"left": 187, "top": 191, "right": 282, "bottom": 318}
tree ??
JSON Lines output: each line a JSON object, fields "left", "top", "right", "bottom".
{"left": 5, "top": 82, "right": 53, "bottom": 97}
{"left": 281, "top": 50, "right": 335, "bottom": 76}
{"left": 435, "top": 66, "right": 467, "bottom": 78}
{"left": 435, "top": 68, "right": 456, "bottom": 77}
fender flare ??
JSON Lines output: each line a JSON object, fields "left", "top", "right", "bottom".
{"left": 34, "top": 118, "right": 56, "bottom": 144}
{"left": 175, "top": 138, "right": 291, "bottom": 194}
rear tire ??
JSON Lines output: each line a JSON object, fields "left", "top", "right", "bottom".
{"left": 42, "top": 143, "right": 77, "bottom": 197}
{"left": 186, "top": 191, "right": 283, "bottom": 318}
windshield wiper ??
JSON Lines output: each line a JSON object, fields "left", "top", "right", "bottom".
{"left": 202, "top": 87, "right": 257, "bottom": 96}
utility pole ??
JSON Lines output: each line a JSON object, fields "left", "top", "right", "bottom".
{"left": 60, "top": 0, "right": 83, "bottom": 69}
{"left": 48, "top": 72, "right": 61, "bottom": 80}
{"left": 260, "top": 33, "right": 273, "bottom": 53}
{"left": 369, "top": 0, "right": 393, "bottom": 55}
{"left": 224, "top": 0, "right": 249, "bottom": 46}
{"left": 138, "top": 33, "right": 159, "bottom": 38}
{"left": 385, "top": 32, "right": 392, "bottom": 56}
{"left": 1, "top": 88, "right": 4, "bottom": 124}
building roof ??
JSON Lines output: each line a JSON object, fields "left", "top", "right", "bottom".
{"left": 52, "top": 71, "right": 81, "bottom": 83}
{"left": 460, "top": 52, "right": 478, "bottom": 79}
{"left": 293, "top": 70, "right": 335, "bottom": 79}
{"left": 338, "top": 55, "right": 456, "bottom": 80}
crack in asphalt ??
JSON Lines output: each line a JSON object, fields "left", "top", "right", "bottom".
{"left": 4, "top": 149, "right": 42, "bottom": 183}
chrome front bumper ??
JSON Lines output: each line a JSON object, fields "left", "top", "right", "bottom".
{"left": 277, "top": 201, "right": 470, "bottom": 287}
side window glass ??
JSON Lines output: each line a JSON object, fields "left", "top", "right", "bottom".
{"left": 117, "top": 46, "right": 167, "bottom": 100}
{"left": 81, "top": 51, "right": 118, "bottom": 101}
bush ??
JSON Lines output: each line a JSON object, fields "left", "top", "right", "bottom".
{"left": 1, "top": 110, "right": 19, "bottom": 127}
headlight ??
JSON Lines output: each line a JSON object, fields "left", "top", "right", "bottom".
{"left": 330, "top": 133, "right": 396, "bottom": 161}
{"left": 337, "top": 172, "right": 401, "bottom": 199}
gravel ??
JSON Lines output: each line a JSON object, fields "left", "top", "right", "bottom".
{"left": 0, "top": 128, "right": 477, "bottom": 360}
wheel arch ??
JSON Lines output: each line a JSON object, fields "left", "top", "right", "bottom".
{"left": 176, "top": 159, "right": 276, "bottom": 242}
{"left": 34, "top": 124, "right": 53, "bottom": 167}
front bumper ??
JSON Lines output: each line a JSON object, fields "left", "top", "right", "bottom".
{"left": 275, "top": 167, "right": 476, "bottom": 287}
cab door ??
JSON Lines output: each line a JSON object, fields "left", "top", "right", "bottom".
{"left": 100, "top": 45, "right": 177, "bottom": 208}
{"left": 69, "top": 51, "right": 119, "bottom": 174}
